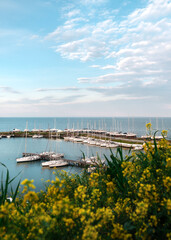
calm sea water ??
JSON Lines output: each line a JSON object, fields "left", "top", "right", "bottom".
{"left": 0, "top": 137, "right": 128, "bottom": 192}
{"left": 0, "top": 117, "right": 170, "bottom": 192}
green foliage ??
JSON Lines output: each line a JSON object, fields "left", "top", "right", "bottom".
{"left": 105, "top": 148, "right": 132, "bottom": 199}
{"left": 0, "top": 163, "right": 21, "bottom": 205}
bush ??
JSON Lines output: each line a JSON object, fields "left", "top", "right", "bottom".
{"left": 0, "top": 133, "right": 171, "bottom": 239}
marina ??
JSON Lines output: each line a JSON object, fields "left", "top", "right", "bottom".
{"left": 0, "top": 135, "right": 131, "bottom": 190}
{"left": 0, "top": 117, "right": 170, "bottom": 192}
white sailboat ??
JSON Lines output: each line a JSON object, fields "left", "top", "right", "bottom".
{"left": 42, "top": 160, "right": 59, "bottom": 167}
{"left": 49, "top": 160, "right": 69, "bottom": 168}
{"left": 16, "top": 155, "right": 41, "bottom": 163}
{"left": 42, "top": 159, "right": 68, "bottom": 168}
{"left": 16, "top": 122, "right": 42, "bottom": 163}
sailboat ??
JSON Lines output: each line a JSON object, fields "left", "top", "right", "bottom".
{"left": 41, "top": 126, "right": 65, "bottom": 166}
{"left": 126, "top": 117, "right": 136, "bottom": 138}
{"left": 16, "top": 122, "right": 41, "bottom": 163}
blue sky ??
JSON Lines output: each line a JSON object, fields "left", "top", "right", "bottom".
{"left": 0, "top": 0, "right": 171, "bottom": 117}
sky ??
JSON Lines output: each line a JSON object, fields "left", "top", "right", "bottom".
{"left": 0, "top": 0, "right": 171, "bottom": 117}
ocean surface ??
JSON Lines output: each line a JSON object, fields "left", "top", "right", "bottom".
{"left": 0, "top": 117, "right": 170, "bottom": 192}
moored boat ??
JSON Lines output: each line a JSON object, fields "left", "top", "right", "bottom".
{"left": 16, "top": 155, "right": 41, "bottom": 163}
{"left": 42, "top": 160, "right": 60, "bottom": 167}
{"left": 49, "top": 160, "right": 69, "bottom": 168}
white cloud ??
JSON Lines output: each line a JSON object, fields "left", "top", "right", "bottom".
{"left": 56, "top": 38, "right": 109, "bottom": 61}
{"left": 90, "top": 65, "right": 101, "bottom": 68}
{"left": 89, "top": 64, "right": 116, "bottom": 70}
{"left": 45, "top": 25, "right": 91, "bottom": 42}
{"left": 78, "top": 71, "right": 135, "bottom": 83}
{"left": 101, "top": 65, "right": 116, "bottom": 70}
{"left": 65, "top": 9, "right": 81, "bottom": 18}
{"left": 46, "top": 18, "right": 118, "bottom": 60}
{"left": 127, "top": 0, "right": 171, "bottom": 23}
{"left": 46, "top": 0, "right": 171, "bottom": 79}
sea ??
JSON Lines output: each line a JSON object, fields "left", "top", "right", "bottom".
{"left": 0, "top": 117, "right": 170, "bottom": 192}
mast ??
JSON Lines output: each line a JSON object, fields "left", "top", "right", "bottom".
{"left": 128, "top": 117, "right": 130, "bottom": 133}
{"left": 25, "top": 121, "right": 28, "bottom": 153}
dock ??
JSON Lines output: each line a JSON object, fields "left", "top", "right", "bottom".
{"left": 17, "top": 152, "right": 95, "bottom": 167}
{"left": 17, "top": 152, "right": 103, "bottom": 168}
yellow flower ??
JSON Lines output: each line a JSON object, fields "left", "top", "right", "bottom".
{"left": 82, "top": 226, "right": 98, "bottom": 240}
{"left": 63, "top": 218, "right": 75, "bottom": 229}
{"left": 146, "top": 122, "right": 152, "bottom": 131}
{"left": 38, "top": 229, "right": 43, "bottom": 235}
{"left": 163, "top": 176, "right": 171, "bottom": 191}
{"left": 21, "top": 179, "right": 29, "bottom": 185}
{"left": 149, "top": 215, "right": 158, "bottom": 227}
{"left": 167, "top": 199, "right": 171, "bottom": 211}
{"left": 161, "top": 130, "right": 168, "bottom": 137}
{"left": 21, "top": 179, "right": 36, "bottom": 189}
{"left": 106, "top": 181, "right": 115, "bottom": 192}
{"left": 132, "top": 201, "right": 149, "bottom": 221}
{"left": 166, "top": 158, "right": 171, "bottom": 168}
{"left": 23, "top": 191, "right": 38, "bottom": 206}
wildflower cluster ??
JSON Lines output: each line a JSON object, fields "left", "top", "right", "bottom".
{"left": 0, "top": 130, "right": 171, "bottom": 239}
